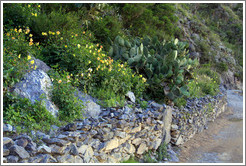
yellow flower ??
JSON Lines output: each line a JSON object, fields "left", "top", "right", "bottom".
{"left": 31, "top": 13, "right": 34, "bottom": 16}
{"left": 142, "top": 77, "right": 147, "bottom": 82}
{"left": 34, "top": 66, "right": 37, "bottom": 70}
{"left": 65, "top": 45, "right": 67, "bottom": 48}
{"left": 42, "top": 32, "right": 47, "bottom": 36}
{"left": 88, "top": 73, "right": 91, "bottom": 77}
{"left": 38, "top": 5, "right": 41, "bottom": 8}
{"left": 75, "top": 34, "right": 78, "bottom": 37}
{"left": 121, "top": 64, "right": 123, "bottom": 68}
{"left": 100, "top": 45, "right": 103, "bottom": 49}
{"left": 81, "top": 73, "right": 84, "bottom": 77}
{"left": 29, "top": 41, "right": 33, "bottom": 46}
{"left": 30, "top": 38, "right": 33, "bottom": 42}
{"left": 132, "top": 74, "right": 134, "bottom": 77}
{"left": 28, "top": 4, "right": 31, "bottom": 7}
{"left": 36, "top": 42, "right": 39, "bottom": 46}
{"left": 58, "top": 80, "right": 62, "bottom": 83}
{"left": 52, "top": 32, "right": 55, "bottom": 35}
{"left": 77, "top": 44, "right": 81, "bottom": 48}
{"left": 109, "top": 68, "right": 112, "bottom": 72}
{"left": 71, "top": 74, "right": 73, "bottom": 76}
{"left": 18, "top": 54, "right": 21, "bottom": 58}
{"left": 35, "top": 13, "right": 37, "bottom": 17}
{"left": 60, "top": 37, "right": 63, "bottom": 40}
{"left": 67, "top": 75, "right": 70, "bottom": 79}
{"left": 140, "top": 75, "right": 142, "bottom": 78}
{"left": 73, "top": 54, "right": 76, "bottom": 57}
{"left": 27, "top": 55, "right": 31, "bottom": 60}
{"left": 98, "top": 50, "right": 100, "bottom": 53}
{"left": 6, "top": 33, "right": 10, "bottom": 36}
{"left": 56, "top": 31, "right": 60, "bottom": 35}
{"left": 49, "top": 31, "right": 52, "bottom": 35}
{"left": 83, "top": 31, "right": 85, "bottom": 34}
{"left": 89, "top": 50, "right": 92, "bottom": 53}
{"left": 14, "top": 28, "right": 17, "bottom": 32}
{"left": 29, "top": 34, "right": 33, "bottom": 37}
{"left": 30, "top": 60, "right": 35, "bottom": 64}
{"left": 25, "top": 28, "right": 30, "bottom": 34}
{"left": 97, "top": 57, "right": 100, "bottom": 60}
{"left": 86, "top": 44, "right": 88, "bottom": 48}
{"left": 18, "top": 29, "right": 22, "bottom": 33}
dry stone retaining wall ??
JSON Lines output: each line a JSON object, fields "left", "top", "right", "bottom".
{"left": 3, "top": 93, "right": 227, "bottom": 163}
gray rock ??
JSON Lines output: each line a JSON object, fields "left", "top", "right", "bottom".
{"left": 151, "top": 102, "right": 164, "bottom": 111}
{"left": 36, "top": 131, "right": 50, "bottom": 140}
{"left": 137, "top": 142, "right": 147, "bottom": 154}
{"left": 105, "top": 137, "right": 119, "bottom": 151}
{"left": 126, "top": 91, "right": 135, "bottom": 103}
{"left": 3, "top": 148, "right": 10, "bottom": 156}
{"left": 74, "top": 89, "right": 101, "bottom": 119}
{"left": 64, "top": 123, "right": 77, "bottom": 131}
{"left": 3, "top": 124, "right": 13, "bottom": 132}
{"left": 43, "top": 138, "right": 70, "bottom": 146}
{"left": 70, "top": 143, "right": 79, "bottom": 155}
{"left": 37, "top": 145, "right": 51, "bottom": 154}
{"left": 168, "top": 149, "right": 179, "bottom": 162}
{"left": 40, "top": 154, "right": 57, "bottom": 163}
{"left": 7, "top": 155, "right": 19, "bottom": 163}
{"left": 50, "top": 144, "right": 66, "bottom": 155}
{"left": 3, "top": 137, "right": 14, "bottom": 146}
{"left": 83, "top": 146, "right": 94, "bottom": 163}
{"left": 13, "top": 69, "right": 59, "bottom": 117}
{"left": 9, "top": 145, "right": 30, "bottom": 159}
{"left": 152, "top": 139, "right": 162, "bottom": 150}
{"left": 163, "top": 106, "right": 173, "bottom": 143}
{"left": 16, "top": 139, "right": 28, "bottom": 148}
{"left": 31, "top": 56, "right": 51, "bottom": 73}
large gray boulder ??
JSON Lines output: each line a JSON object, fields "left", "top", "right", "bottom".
{"left": 74, "top": 89, "right": 101, "bottom": 119}
{"left": 13, "top": 69, "right": 58, "bottom": 117}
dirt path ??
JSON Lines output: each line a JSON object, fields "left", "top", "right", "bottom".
{"left": 177, "top": 90, "right": 244, "bottom": 163}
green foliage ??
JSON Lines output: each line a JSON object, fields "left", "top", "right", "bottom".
{"left": 188, "top": 66, "right": 220, "bottom": 98}
{"left": 3, "top": 92, "right": 59, "bottom": 133}
{"left": 48, "top": 70, "right": 85, "bottom": 122}
{"left": 3, "top": 3, "right": 41, "bottom": 30}
{"left": 174, "top": 97, "right": 187, "bottom": 108}
{"left": 122, "top": 156, "right": 139, "bottom": 163}
{"left": 143, "top": 151, "right": 157, "bottom": 163}
{"left": 109, "top": 35, "right": 199, "bottom": 102}
{"left": 156, "top": 142, "right": 170, "bottom": 161}
{"left": 139, "top": 100, "right": 148, "bottom": 109}
{"left": 216, "top": 62, "right": 228, "bottom": 72}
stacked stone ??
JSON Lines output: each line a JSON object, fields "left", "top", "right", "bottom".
{"left": 3, "top": 102, "right": 171, "bottom": 163}
{"left": 170, "top": 93, "right": 227, "bottom": 146}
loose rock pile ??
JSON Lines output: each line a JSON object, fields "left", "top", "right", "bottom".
{"left": 3, "top": 102, "right": 173, "bottom": 163}
{"left": 170, "top": 93, "right": 227, "bottom": 145}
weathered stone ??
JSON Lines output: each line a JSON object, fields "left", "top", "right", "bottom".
{"left": 132, "top": 138, "right": 142, "bottom": 146}
{"left": 40, "top": 154, "right": 57, "bottom": 163}
{"left": 3, "top": 124, "right": 13, "bottom": 132}
{"left": 16, "top": 139, "right": 28, "bottom": 148}
{"left": 13, "top": 69, "right": 59, "bottom": 117}
{"left": 107, "top": 156, "right": 117, "bottom": 163}
{"left": 75, "top": 156, "right": 84, "bottom": 163}
{"left": 44, "top": 138, "right": 70, "bottom": 146}
{"left": 37, "top": 145, "right": 51, "bottom": 154}
{"left": 163, "top": 106, "right": 172, "bottom": 144}
{"left": 105, "top": 137, "right": 119, "bottom": 151}
{"left": 36, "top": 131, "right": 50, "bottom": 140}
{"left": 9, "top": 145, "right": 30, "bottom": 159}
{"left": 152, "top": 139, "right": 162, "bottom": 150}
{"left": 50, "top": 144, "right": 66, "bottom": 155}
{"left": 7, "top": 155, "right": 19, "bottom": 163}
{"left": 175, "top": 135, "right": 184, "bottom": 145}
{"left": 168, "top": 149, "right": 179, "bottom": 162}
{"left": 137, "top": 143, "right": 147, "bottom": 155}
{"left": 151, "top": 102, "right": 164, "bottom": 111}
{"left": 171, "top": 124, "right": 179, "bottom": 130}
{"left": 3, "top": 148, "right": 10, "bottom": 156}
{"left": 126, "top": 91, "right": 135, "bottom": 103}
{"left": 25, "top": 141, "right": 37, "bottom": 153}
{"left": 130, "top": 123, "right": 142, "bottom": 133}
{"left": 64, "top": 123, "right": 77, "bottom": 131}
{"left": 78, "top": 145, "right": 88, "bottom": 154}
{"left": 70, "top": 143, "right": 79, "bottom": 155}
{"left": 83, "top": 146, "right": 94, "bottom": 163}
{"left": 123, "top": 142, "right": 136, "bottom": 154}
{"left": 3, "top": 137, "right": 14, "bottom": 146}
{"left": 115, "top": 131, "right": 126, "bottom": 138}
{"left": 31, "top": 56, "right": 51, "bottom": 73}
{"left": 74, "top": 89, "right": 101, "bottom": 119}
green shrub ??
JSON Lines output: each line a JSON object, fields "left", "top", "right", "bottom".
{"left": 156, "top": 142, "right": 170, "bottom": 161}
{"left": 122, "top": 156, "right": 139, "bottom": 163}
{"left": 174, "top": 97, "right": 187, "bottom": 108}
{"left": 38, "top": 30, "right": 146, "bottom": 107}
{"left": 3, "top": 92, "right": 59, "bottom": 133}
{"left": 49, "top": 70, "right": 85, "bottom": 122}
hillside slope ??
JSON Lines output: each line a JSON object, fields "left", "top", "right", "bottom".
{"left": 175, "top": 3, "right": 243, "bottom": 90}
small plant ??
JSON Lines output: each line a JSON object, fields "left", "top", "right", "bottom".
{"left": 138, "top": 99, "right": 148, "bottom": 109}
{"left": 156, "top": 142, "right": 170, "bottom": 161}
{"left": 174, "top": 97, "right": 187, "bottom": 108}
{"left": 216, "top": 62, "right": 228, "bottom": 72}
{"left": 143, "top": 150, "right": 157, "bottom": 163}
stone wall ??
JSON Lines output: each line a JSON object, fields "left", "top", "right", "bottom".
{"left": 2, "top": 93, "right": 227, "bottom": 163}
{"left": 170, "top": 93, "right": 227, "bottom": 146}
{"left": 3, "top": 102, "right": 172, "bottom": 163}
